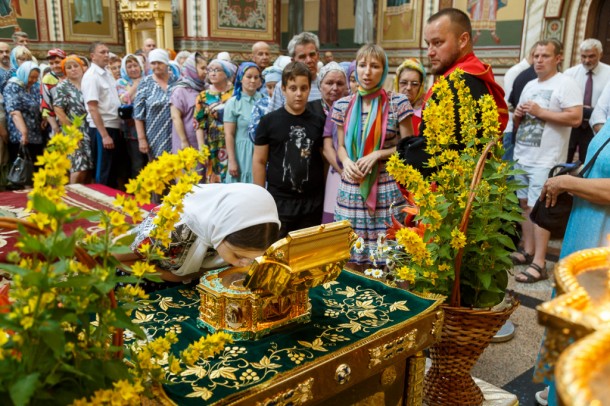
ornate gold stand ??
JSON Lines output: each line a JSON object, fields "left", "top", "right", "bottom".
{"left": 537, "top": 247, "right": 610, "bottom": 405}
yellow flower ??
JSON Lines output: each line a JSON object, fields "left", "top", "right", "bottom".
{"left": 450, "top": 228, "right": 467, "bottom": 250}
{"left": 130, "top": 262, "right": 157, "bottom": 278}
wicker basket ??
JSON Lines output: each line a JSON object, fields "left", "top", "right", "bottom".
{"left": 423, "top": 138, "right": 519, "bottom": 405}
{"left": 0, "top": 217, "right": 123, "bottom": 351}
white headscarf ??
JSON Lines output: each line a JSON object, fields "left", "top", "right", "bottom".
{"left": 173, "top": 183, "right": 280, "bottom": 275}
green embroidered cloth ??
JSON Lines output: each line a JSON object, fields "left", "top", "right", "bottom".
{"left": 125, "top": 270, "right": 438, "bottom": 405}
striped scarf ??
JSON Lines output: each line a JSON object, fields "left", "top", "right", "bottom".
{"left": 344, "top": 55, "right": 389, "bottom": 212}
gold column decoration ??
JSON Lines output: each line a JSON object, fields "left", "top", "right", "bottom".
{"left": 119, "top": 0, "right": 173, "bottom": 54}
{"left": 536, "top": 247, "right": 610, "bottom": 404}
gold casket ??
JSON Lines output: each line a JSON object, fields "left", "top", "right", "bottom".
{"left": 197, "top": 221, "right": 357, "bottom": 340}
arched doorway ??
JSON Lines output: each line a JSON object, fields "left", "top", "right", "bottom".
{"left": 592, "top": 0, "right": 610, "bottom": 63}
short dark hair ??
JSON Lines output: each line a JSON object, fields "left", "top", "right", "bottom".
{"left": 428, "top": 8, "right": 472, "bottom": 40}
{"left": 281, "top": 61, "right": 312, "bottom": 87}
{"left": 224, "top": 223, "right": 279, "bottom": 251}
{"left": 11, "top": 31, "right": 28, "bottom": 43}
{"left": 534, "top": 39, "right": 563, "bottom": 56}
{"left": 89, "top": 41, "right": 106, "bottom": 55}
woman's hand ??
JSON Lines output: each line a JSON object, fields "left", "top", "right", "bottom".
{"left": 180, "top": 139, "right": 190, "bottom": 150}
{"left": 540, "top": 176, "right": 568, "bottom": 208}
{"left": 342, "top": 158, "right": 365, "bottom": 182}
{"left": 356, "top": 151, "right": 380, "bottom": 176}
{"left": 228, "top": 158, "right": 240, "bottom": 178}
{"left": 20, "top": 132, "right": 28, "bottom": 145}
{"left": 138, "top": 138, "right": 149, "bottom": 154}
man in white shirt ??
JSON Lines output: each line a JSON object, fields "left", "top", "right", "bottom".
{"left": 511, "top": 39, "right": 583, "bottom": 283}
{"left": 268, "top": 32, "right": 322, "bottom": 112}
{"left": 81, "top": 42, "right": 126, "bottom": 188}
{"left": 564, "top": 38, "right": 610, "bottom": 162}
{"left": 590, "top": 81, "right": 610, "bottom": 134}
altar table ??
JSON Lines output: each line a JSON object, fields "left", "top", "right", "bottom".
{"left": 127, "top": 270, "right": 444, "bottom": 405}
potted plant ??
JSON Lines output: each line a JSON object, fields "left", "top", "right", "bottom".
{"left": 381, "top": 70, "right": 522, "bottom": 405}
{"left": 0, "top": 121, "right": 231, "bottom": 405}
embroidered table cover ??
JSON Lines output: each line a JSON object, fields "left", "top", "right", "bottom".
{"left": 126, "top": 270, "right": 440, "bottom": 405}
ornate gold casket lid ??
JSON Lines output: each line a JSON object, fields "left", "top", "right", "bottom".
{"left": 243, "top": 220, "right": 357, "bottom": 296}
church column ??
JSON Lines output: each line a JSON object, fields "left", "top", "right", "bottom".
{"left": 124, "top": 20, "right": 133, "bottom": 54}
{"left": 154, "top": 12, "right": 165, "bottom": 49}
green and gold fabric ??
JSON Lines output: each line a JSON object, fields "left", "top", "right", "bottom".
{"left": 125, "top": 270, "right": 439, "bottom": 405}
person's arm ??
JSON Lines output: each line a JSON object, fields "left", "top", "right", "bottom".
{"left": 134, "top": 119, "right": 149, "bottom": 154}
{"left": 53, "top": 105, "right": 72, "bottom": 127}
{"left": 87, "top": 101, "right": 115, "bottom": 149}
{"left": 114, "top": 252, "right": 206, "bottom": 282}
{"left": 196, "top": 128, "right": 205, "bottom": 149}
{"left": 225, "top": 121, "right": 239, "bottom": 178}
{"left": 10, "top": 111, "right": 28, "bottom": 144}
{"left": 355, "top": 117, "right": 413, "bottom": 173}
{"left": 170, "top": 105, "right": 189, "bottom": 149}
{"left": 337, "top": 124, "right": 365, "bottom": 182}
{"left": 323, "top": 138, "right": 342, "bottom": 174}
{"left": 541, "top": 176, "right": 610, "bottom": 206}
{"left": 521, "top": 103, "right": 583, "bottom": 127}
{"left": 252, "top": 144, "right": 269, "bottom": 187}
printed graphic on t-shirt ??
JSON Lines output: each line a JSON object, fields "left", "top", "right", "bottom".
{"left": 516, "top": 89, "right": 552, "bottom": 148}
{"left": 282, "top": 125, "right": 313, "bottom": 193}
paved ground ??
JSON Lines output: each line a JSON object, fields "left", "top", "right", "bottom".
{"left": 470, "top": 239, "right": 562, "bottom": 405}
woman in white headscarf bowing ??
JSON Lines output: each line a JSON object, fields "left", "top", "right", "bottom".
{"left": 117, "top": 183, "right": 280, "bottom": 287}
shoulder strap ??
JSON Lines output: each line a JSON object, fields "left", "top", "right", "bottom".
{"left": 579, "top": 135, "right": 610, "bottom": 178}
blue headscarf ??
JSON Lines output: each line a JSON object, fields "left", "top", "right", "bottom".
{"left": 174, "top": 52, "right": 206, "bottom": 92}
{"left": 210, "top": 58, "right": 237, "bottom": 81}
{"left": 10, "top": 46, "right": 30, "bottom": 70}
{"left": 13, "top": 61, "right": 39, "bottom": 87}
{"left": 262, "top": 66, "right": 282, "bottom": 84}
{"left": 120, "top": 54, "right": 143, "bottom": 84}
{"left": 233, "top": 62, "right": 262, "bottom": 100}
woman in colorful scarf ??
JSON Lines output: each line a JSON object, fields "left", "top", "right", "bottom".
{"left": 194, "top": 59, "right": 236, "bottom": 183}
{"left": 394, "top": 58, "right": 426, "bottom": 135}
{"left": 332, "top": 44, "right": 414, "bottom": 267}
{"left": 224, "top": 62, "right": 263, "bottom": 183}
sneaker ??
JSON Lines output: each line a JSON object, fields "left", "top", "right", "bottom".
{"left": 535, "top": 387, "right": 548, "bottom": 406}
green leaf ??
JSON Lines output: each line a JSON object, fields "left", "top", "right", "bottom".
{"left": 30, "top": 194, "right": 58, "bottom": 215}
{"left": 495, "top": 234, "right": 517, "bottom": 251}
{"left": 9, "top": 373, "right": 40, "bottom": 406}
{"left": 112, "top": 308, "right": 146, "bottom": 338}
{"left": 39, "top": 321, "right": 66, "bottom": 357}
{"left": 477, "top": 271, "right": 492, "bottom": 289}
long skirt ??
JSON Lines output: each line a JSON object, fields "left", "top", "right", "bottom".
{"left": 335, "top": 167, "right": 405, "bottom": 265}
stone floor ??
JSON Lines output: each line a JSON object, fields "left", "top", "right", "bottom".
{"left": 470, "top": 238, "right": 562, "bottom": 405}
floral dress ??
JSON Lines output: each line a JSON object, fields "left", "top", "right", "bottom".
{"left": 194, "top": 85, "right": 234, "bottom": 183}
{"left": 133, "top": 74, "right": 178, "bottom": 158}
{"left": 3, "top": 80, "right": 42, "bottom": 145}
{"left": 54, "top": 80, "right": 93, "bottom": 172}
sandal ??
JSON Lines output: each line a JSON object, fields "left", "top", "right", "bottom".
{"left": 510, "top": 247, "right": 534, "bottom": 265}
{"left": 516, "top": 262, "right": 548, "bottom": 284}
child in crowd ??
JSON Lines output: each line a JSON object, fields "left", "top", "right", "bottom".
{"left": 253, "top": 62, "right": 326, "bottom": 238}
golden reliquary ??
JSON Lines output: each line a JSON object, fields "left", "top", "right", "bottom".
{"left": 197, "top": 221, "right": 357, "bottom": 340}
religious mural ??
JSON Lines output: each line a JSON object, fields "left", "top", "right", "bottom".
{"left": 210, "top": 0, "right": 274, "bottom": 40}
{"left": 0, "top": 0, "right": 38, "bottom": 41}
{"left": 454, "top": 0, "right": 525, "bottom": 47}
{"left": 62, "top": 0, "right": 119, "bottom": 43}
{"left": 377, "top": 0, "right": 422, "bottom": 49}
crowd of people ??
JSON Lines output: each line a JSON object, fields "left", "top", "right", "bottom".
{"left": 1, "top": 8, "right": 610, "bottom": 404}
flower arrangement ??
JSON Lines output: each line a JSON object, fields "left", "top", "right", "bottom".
{"left": 0, "top": 119, "right": 232, "bottom": 405}
{"left": 382, "top": 69, "right": 523, "bottom": 308}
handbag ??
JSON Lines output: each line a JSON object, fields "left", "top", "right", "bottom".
{"left": 118, "top": 104, "right": 133, "bottom": 120}
{"left": 7, "top": 144, "right": 34, "bottom": 187}
{"left": 530, "top": 136, "right": 610, "bottom": 237}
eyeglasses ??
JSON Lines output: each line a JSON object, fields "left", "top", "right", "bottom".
{"left": 399, "top": 81, "right": 421, "bottom": 88}
{"left": 207, "top": 68, "right": 223, "bottom": 73}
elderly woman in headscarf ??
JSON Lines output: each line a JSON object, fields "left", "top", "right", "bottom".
{"left": 134, "top": 49, "right": 178, "bottom": 160}
{"left": 53, "top": 55, "right": 93, "bottom": 184}
{"left": 116, "top": 183, "right": 280, "bottom": 289}
{"left": 319, "top": 62, "right": 350, "bottom": 223}
{"left": 246, "top": 65, "right": 282, "bottom": 143}
{"left": 194, "top": 58, "right": 236, "bottom": 183}
{"left": 394, "top": 58, "right": 426, "bottom": 134}
{"left": 0, "top": 46, "right": 33, "bottom": 94}
{"left": 224, "top": 62, "right": 263, "bottom": 183}
{"left": 116, "top": 53, "right": 146, "bottom": 178}
{"left": 345, "top": 60, "right": 357, "bottom": 95}
{"left": 332, "top": 44, "right": 413, "bottom": 267}
{"left": 2, "top": 61, "right": 42, "bottom": 186}
{"left": 170, "top": 52, "right": 207, "bottom": 153}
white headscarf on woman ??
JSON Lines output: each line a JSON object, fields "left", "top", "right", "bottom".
{"left": 137, "top": 183, "right": 280, "bottom": 275}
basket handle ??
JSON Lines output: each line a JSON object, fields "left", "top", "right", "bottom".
{"left": 0, "top": 217, "right": 123, "bottom": 354}
{"left": 450, "top": 138, "right": 499, "bottom": 307}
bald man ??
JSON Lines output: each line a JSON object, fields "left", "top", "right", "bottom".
{"left": 251, "top": 41, "right": 271, "bottom": 69}
{"left": 399, "top": 8, "right": 508, "bottom": 174}
{"left": 143, "top": 38, "right": 156, "bottom": 56}
{"left": 0, "top": 42, "right": 10, "bottom": 72}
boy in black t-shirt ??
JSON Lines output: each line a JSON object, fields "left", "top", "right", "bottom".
{"left": 253, "top": 62, "right": 326, "bottom": 237}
